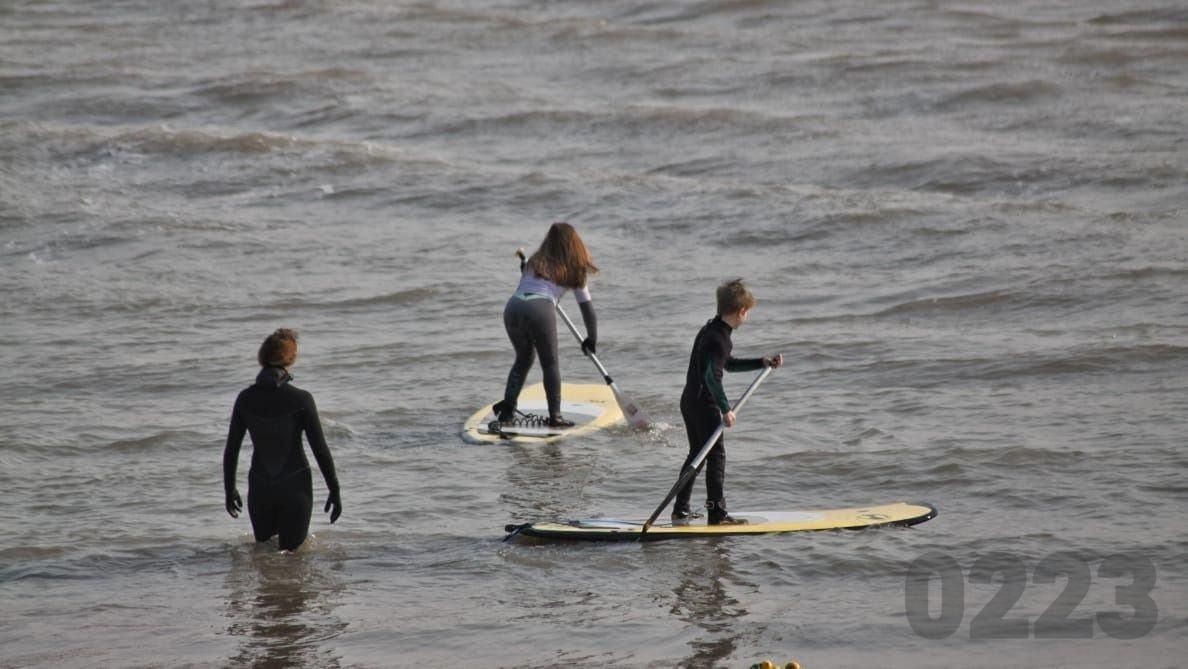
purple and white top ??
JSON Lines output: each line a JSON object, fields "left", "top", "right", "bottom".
{"left": 513, "top": 268, "right": 591, "bottom": 304}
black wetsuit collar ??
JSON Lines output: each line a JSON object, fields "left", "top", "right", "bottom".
{"left": 710, "top": 315, "right": 733, "bottom": 333}
{"left": 256, "top": 366, "right": 292, "bottom": 389}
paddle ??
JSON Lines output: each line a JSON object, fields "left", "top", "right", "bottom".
{"left": 515, "top": 248, "right": 652, "bottom": 429}
{"left": 641, "top": 365, "right": 774, "bottom": 534}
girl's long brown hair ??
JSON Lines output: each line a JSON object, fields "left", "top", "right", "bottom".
{"left": 527, "top": 222, "right": 598, "bottom": 289}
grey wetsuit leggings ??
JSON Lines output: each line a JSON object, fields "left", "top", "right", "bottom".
{"left": 502, "top": 295, "right": 561, "bottom": 418}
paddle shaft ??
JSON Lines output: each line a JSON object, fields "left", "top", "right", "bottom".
{"left": 641, "top": 365, "right": 774, "bottom": 534}
{"left": 554, "top": 302, "right": 613, "bottom": 383}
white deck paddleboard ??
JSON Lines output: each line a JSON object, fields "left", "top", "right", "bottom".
{"left": 505, "top": 501, "right": 937, "bottom": 542}
{"left": 462, "top": 382, "right": 624, "bottom": 445}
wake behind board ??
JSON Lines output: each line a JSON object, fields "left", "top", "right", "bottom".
{"left": 462, "top": 382, "right": 624, "bottom": 445}
{"left": 505, "top": 501, "right": 937, "bottom": 542}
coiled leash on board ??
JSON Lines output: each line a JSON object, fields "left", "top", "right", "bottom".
{"left": 486, "top": 410, "right": 551, "bottom": 439}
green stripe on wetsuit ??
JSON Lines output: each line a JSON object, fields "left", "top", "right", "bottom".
{"left": 703, "top": 353, "right": 764, "bottom": 412}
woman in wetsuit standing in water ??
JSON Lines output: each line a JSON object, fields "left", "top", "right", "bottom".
{"left": 223, "top": 328, "right": 342, "bottom": 551}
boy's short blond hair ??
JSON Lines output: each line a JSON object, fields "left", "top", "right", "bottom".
{"left": 716, "top": 278, "right": 756, "bottom": 316}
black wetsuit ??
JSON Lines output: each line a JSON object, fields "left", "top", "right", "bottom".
{"left": 223, "top": 367, "right": 340, "bottom": 551}
{"left": 675, "top": 316, "right": 764, "bottom": 521}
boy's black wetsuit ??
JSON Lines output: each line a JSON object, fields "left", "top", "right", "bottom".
{"left": 675, "top": 316, "right": 764, "bottom": 521}
{"left": 224, "top": 367, "right": 340, "bottom": 551}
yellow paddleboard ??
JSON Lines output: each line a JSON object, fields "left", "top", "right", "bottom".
{"left": 462, "top": 382, "right": 624, "bottom": 445}
{"left": 505, "top": 501, "right": 937, "bottom": 542}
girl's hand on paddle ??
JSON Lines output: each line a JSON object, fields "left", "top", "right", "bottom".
{"left": 765, "top": 354, "right": 784, "bottom": 368}
{"left": 723, "top": 410, "right": 737, "bottom": 427}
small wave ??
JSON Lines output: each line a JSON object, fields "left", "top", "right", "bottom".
{"left": 0, "top": 545, "right": 69, "bottom": 562}
{"left": 190, "top": 67, "right": 372, "bottom": 106}
{"left": 419, "top": 108, "right": 598, "bottom": 138}
{"left": 619, "top": 0, "right": 785, "bottom": 26}
{"left": 392, "top": 2, "right": 535, "bottom": 28}
{"left": 1056, "top": 46, "right": 1147, "bottom": 67}
{"left": 976, "top": 444, "right": 1089, "bottom": 467}
{"left": 268, "top": 287, "right": 437, "bottom": 314}
{"left": 841, "top": 57, "right": 935, "bottom": 76}
{"left": 0, "top": 565, "right": 95, "bottom": 583}
{"left": 944, "top": 345, "right": 1188, "bottom": 382}
{"left": 542, "top": 16, "right": 687, "bottom": 45}
{"left": 1139, "top": 482, "right": 1188, "bottom": 496}
{"left": 1096, "top": 72, "right": 1154, "bottom": 91}
{"left": 1089, "top": 8, "right": 1188, "bottom": 27}
{"left": 1100, "top": 265, "right": 1188, "bottom": 281}
{"left": 626, "top": 104, "right": 821, "bottom": 136}
{"left": 935, "top": 80, "right": 1062, "bottom": 111}
{"left": 983, "top": 357, "right": 1109, "bottom": 379}
{"left": 844, "top": 154, "right": 1046, "bottom": 195}
{"left": 0, "top": 544, "right": 217, "bottom": 584}
{"left": 1085, "top": 343, "right": 1188, "bottom": 366}
{"left": 875, "top": 289, "right": 1014, "bottom": 317}
{"left": 841, "top": 426, "right": 906, "bottom": 450}
{"left": 13, "top": 121, "right": 417, "bottom": 173}
{"left": 645, "top": 156, "right": 735, "bottom": 178}
{"left": 108, "top": 430, "right": 206, "bottom": 453}
{"left": 115, "top": 125, "right": 298, "bottom": 155}
{"left": 821, "top": 338, "right": 1186, "bottom": 388}
{"left": 937, "top": 7, "right": 1035, "bottom": 31}
{"left": 1097, "top": 24, "right": 1188, "bottom": 41}
{"left": 426, "top": 105, "right": 818, "bottom": 143}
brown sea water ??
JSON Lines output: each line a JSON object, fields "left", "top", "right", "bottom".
{"left": 1, "top": 1, "right": 1186, "bottom": 667}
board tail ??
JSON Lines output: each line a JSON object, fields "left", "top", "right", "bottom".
{"left": 503, "top": 523, "right": 532, "bottom": 541}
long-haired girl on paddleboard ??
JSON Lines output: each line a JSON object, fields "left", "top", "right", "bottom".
{"left": 494, "top": 222, "right": 599, "bottom": 428}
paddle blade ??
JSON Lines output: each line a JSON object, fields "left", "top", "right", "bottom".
{"left": 611, "top": 384, "right": 652, "bottom": 430}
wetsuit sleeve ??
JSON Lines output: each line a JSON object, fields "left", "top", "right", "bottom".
{"left": 702, "top": 338, "right": 732, "bottom": 414}
{"left": 301, "top": 392, "right": 340, "bottom": 494}
{"left": 578, "top": 299, "right": 597, "bottom": 345}
{"left": 223, "top": 396, "right": 247, "bottom": 495}
{"left": 725, "top": 355, "right": 765, "bottom": 373}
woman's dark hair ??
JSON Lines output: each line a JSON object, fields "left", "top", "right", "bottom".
{"left": 258, "top": 328, "right": 299, "bottom": 368}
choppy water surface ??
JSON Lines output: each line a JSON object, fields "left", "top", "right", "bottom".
{"left": 2, "top": 1, "right": 1186, "bottom": 667}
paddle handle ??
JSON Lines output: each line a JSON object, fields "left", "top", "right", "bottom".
{"left": 642, "top": 365, "right": 774, "bottom": 533}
